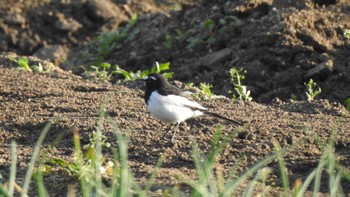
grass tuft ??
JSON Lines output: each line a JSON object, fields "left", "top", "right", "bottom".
{"left": 1, "top": 102, "right": 350, "bottom": 196}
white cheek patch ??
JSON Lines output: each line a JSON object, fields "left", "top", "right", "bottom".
{"left": 149, "top": 76, "right": 157, "bottom": 80}
{"left": 144, "top": 76, "right": 157, "bottom": 81}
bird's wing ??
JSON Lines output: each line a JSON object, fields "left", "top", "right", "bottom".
{"left": 163, "top": 94, "right": 207, "bottom": 111}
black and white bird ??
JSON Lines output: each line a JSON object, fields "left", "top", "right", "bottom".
{"left": 143, "top": 74, "right": 242, "bottom": 139}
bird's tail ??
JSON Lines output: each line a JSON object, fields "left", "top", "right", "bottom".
{"left": 204, "top": 111, "right": 243, "bottom": 125}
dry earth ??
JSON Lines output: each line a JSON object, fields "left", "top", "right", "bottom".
{"left": 0, "top": 0, "right": 350, "bottom": 196}
{"left": 1, "top": 56, "right": 350, "bottom": 196}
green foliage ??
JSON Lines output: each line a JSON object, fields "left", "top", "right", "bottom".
{"left": 345, "top": 98, "right": 350, "bottom": 111}
{"left": 163, "top": 15, "right": 243, "bottom": 50}
{"left": 199, "top": 82, "right": 214, "bottom": 97}
{"left": 344, "top": 29, "right": 350, "bottom": 39}
{"left": 114, "top": 61, "right": 173, "bottom": 81}
{"left": 163, "top": 28, "right": 185, "bottom": 49}
{"left": 82, "top": 61, "right": 173, "bottom": 82}
{"left": 175, "top": 28, "right": 185, "bottom": 40}
{"left": 95, "top": 15, "right": 139, "bottom": 63}
{"left": 290, "top": 94, "right": 298, "bottom": 100}
{"left": 13, "top": 57, "right": 31, "bottom": 71}
{"left": 305, "top": 78, "right": 321, "bottom": 101}
{"left": 229, "top": 67, "right": 252, "bottom": 101}
{"left": 192, "top": 82, "right": 226, "bottom": 100}
{"left": 186, "top": 36, "right": 202, "bottom": 49}
{"left": 186, "top": 16, "right": 241, "bottom": 49}
{"left": 1, "top": 108, "right": 350, "bottom": 196}
{"left": 219, "top": 16, "right": 242, "bottom": 27}
{"left": 201, "top": 19, "right": 215, "bottom": 31}
{"left": 9, "top": 57, "right": 51, "bottom": 73}
{"left": 82, "top": 62, "right": 113, "bottom": 81}
{"left": 164, "top": 34, "right": 174, "bottom": 49}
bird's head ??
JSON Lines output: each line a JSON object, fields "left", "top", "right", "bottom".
{"left": 143, "top": 74, "right": 168, "bottom": 91}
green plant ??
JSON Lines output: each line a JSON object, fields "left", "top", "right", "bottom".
{"left": 83, "top": 61, "right": 173, "bottom": 82}
{"left": 345, "top": 98, "right": 350, "bottom": 111}
{"left": 164, "top": 34, "right": 174, "bottom": 49}
{"left": 13, "top": 57, "right": 32, "bottom": 71}
{"left": 175, "top": 28, "right": 185, "bottom": 40}
{"left": 178, "top": 130, "right": 282, "bottom": 196}
{"left": 229, "top": 67, "right": 252, "bottom": 101}
{"left": 191, "top": 82, "right": 226, "bottom": 100}
{"left": 201, "top": 19, "right": 216, "bottom": 44}
{"left": 9, "top": 57, "right": 51, "bottom": 73}
{"left": 114, "top": 61, "right": 173, "bottom": 81}
{"left": 82, "top": 62, "right": 114, "bottom": 81}
{"left": 163, "top": 28, "right": 185, "bottom": 49}
{"left": 0, "top": 122, "right": 52, "bottom": 196}
{"left": 199, "top": 82, "right": 214, "bottom": 98}
{"left": 344, "top": 29, "right": 350, "bottom": 39}
{"left": 219, "top": 16, "right": 242, "bottom": 27}
{"left": 305, "top": 78, "right": 321, "bottom": 101}
{"left": 186, "top": 36, "right": 202, "bottom": 49}
{"left": 185, "top": 19, "right": 216, "bottom": 49}
{"left": 186, "top": 16, "right": 242, "bottom": 49}
{"left": 290, "top": 94, "right": 298, "bottom": 100}
{"left": 0, "top": 100, "right": 166, "bottom": 196}
{"left": 31, "top": 63, "right": 44, "bottom": 72}
{"left": 95, "top": 15, "right": 139, "bottom": 63}
{"left": 1, "top": 111, "right": 350, "bottom": 196}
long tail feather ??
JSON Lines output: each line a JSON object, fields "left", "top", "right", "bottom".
{"left": 204, "top": 111, "right": 243, "bottom": 125}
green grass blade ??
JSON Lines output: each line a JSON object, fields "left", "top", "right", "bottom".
{"left": 0, "top": 184, "right": 9, "bottom": 197}
{"left": 71, "top": 128, "right": 91, "bottom": 197}
{"left": 242, "top": 173, "right": 259, "bottom": 197}
{"left": 330, "top": 172, "right": 343, "bottom": 196}
{"left": 144, "top": 153, "right": 165, "bottom": 192}
{"left": 312, "top": 157, "right": 325, "bottom": 197}
{"left": 21, "top": 121, "right": 52, "bottom": 197}
{"left": 296, "top": 169, "right": 317, "bottom": 197}
{"left": 191, "top": 144, "right": 209, "bottom": 196}
{"left": 243, "top": 167, "right": 272, "bottom": 197}
{"left": 34, "top": 172, "right": 48, "bottom": 197}
{"left": 117, "top": 133, "right": 130, "bottom": 197}
{"left": 8, "top": 141, "right": 17, "bottom": 196}
{"left": 334, "top": 161, "right": 350, "bottom": 181}
{"left": 106, "top": 116, "right": 132, "bottom": 197}
{"left": 273, "top": 141, "right": 290, "bottom": 196}
{"left": 95, "top": 113, "right": 104, "bottom": 197}
{"left": 222, "top": 152, "right": 279, "bottom": 197}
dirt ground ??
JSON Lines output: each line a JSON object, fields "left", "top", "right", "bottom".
{"left": 1, "top": 0, "right": 350, "bottom": 196}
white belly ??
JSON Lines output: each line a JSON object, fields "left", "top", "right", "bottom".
{"left": 147, "top": 92, "right": 205, "bottom": 123}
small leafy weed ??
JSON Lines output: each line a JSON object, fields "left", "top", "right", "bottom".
{"left": 305, "top": 78, "right": 321, "bottom": 101}
{"left": 82, "top": 61, "right": 173, "bottom": 82}
{"left": 229, "top": 67, "right": 252, "bottom": 101}
{"left": 10, "top": 57, "right": 32, "bottom": 71}
{"left": 345, "top": 98, "right": 350, "bottom": 111}
{"left": 95, "top": 15, "right": 139, "bottom": 63}
{"left": 344, "top": 29, "right": 350, "bottom": 39}
{"left": 82, "top": 62, "right": 113, "bottom": 81}
{"left": 114, "top": 61, "right": 173, "bottom": 81}
{"left": 164, "top": 34, "right": 174, "bottom": 49}
{"left": 9, "top": 57, "right": 51, "bottom": 73}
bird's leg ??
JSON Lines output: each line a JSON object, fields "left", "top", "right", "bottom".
{"left": 171, "top": 122, "right": 180, "bottom": 142}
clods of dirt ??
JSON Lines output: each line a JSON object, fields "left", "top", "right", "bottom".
{"left": 0, "top": 55, "right": 350, "bottom": 195}
{"left": 1, "top": 0, "right": 350, "bottom": 196}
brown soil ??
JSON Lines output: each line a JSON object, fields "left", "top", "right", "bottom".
{"left": 1, "top": 0, "right": 350, "bottom": 196}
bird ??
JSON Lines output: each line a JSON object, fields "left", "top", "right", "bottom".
{"left": 143, "top": 73, "right": 242, "bottom": 140}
